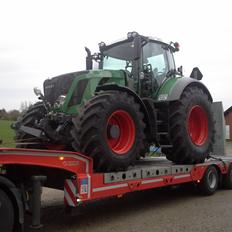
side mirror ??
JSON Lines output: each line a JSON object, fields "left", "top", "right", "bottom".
{"left": 177, "top": 66, "right": 183, "bottom": 76}
{"left": 133, "top": 36, "right": 141, "bottom": 60}
{"left": 190, "top": 67, "right": 203, "bottom": 80}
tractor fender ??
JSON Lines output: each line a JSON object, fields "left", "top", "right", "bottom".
{"left": 96, "top": 84, "right": 154, "bottom": 140}
{"left": 0, "top": 175, "right": 24, "bottom": 228}
{"left": 158, "top": 77, "right": 213, "bottom": 102}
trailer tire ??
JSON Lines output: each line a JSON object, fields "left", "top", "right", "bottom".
{"left": 0, "top": 189, "right": 14, "bottom": 232}
{"left": 222, "top": 164, "right": 232, "bottom": 189}
{"left": 163, "top": 86, "right": 215, "bottom": 164}
{"left": 71, "top": 90, "right": 145, "bottom": 171}
{"left": 198, "top": 165, "right": 218, "bottom": 195}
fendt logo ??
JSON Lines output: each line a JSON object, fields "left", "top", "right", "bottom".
{"left": 45, "top": 84, "right": 55, "bottom": 89}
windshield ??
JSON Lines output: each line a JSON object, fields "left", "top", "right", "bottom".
{"left": 102, "top": 41, "right": 135, "bottom": 71}
{"left": 103, "top": 56, "right": 129, "bottom": 70}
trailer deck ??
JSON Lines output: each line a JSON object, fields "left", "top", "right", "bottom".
{"left": 0, "top": 147, "right": 232, "bottom": 231}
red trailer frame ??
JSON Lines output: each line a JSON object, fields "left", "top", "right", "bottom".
{"left": 0, "top": 147, "right": 232, "bottom": 231}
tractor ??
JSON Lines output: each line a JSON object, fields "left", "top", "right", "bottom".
{"left": 13, "top": 32, "right": 215, "bottom": 171}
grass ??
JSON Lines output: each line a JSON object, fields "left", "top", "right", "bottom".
{"left": 0, "top": 120, "right": 15, "bottom": 147}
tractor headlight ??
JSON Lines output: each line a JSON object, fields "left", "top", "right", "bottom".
{"left": 55, "top": 95, "right": 66, "bottom": 107}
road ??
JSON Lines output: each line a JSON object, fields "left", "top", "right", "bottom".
{"left": 23, "top": 142, "right": 232, "bottom": 232}
{"left": 23, "top": 185, "right": 232, "bottom": 232}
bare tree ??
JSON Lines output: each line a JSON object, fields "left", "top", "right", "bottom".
{"left": 20, "top": 101, "right": 32, "bottom": 114}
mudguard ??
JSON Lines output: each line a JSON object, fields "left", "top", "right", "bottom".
{"left": 156, "top": 77, "right": 213, "bottom": 102}
{"left": 0, "top": 175, "right": 24, "bottom": 227}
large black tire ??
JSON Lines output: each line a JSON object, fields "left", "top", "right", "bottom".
{"left": 71, "top": 91, "right": 146, "bottom": 171}
{"left": 162, "top": 86, "right": 215, "bottom": 164}
{"left": 14, "top": 102, "right": 47, "bottom": 148}
{"left": 0, "top": 189, "right": 14, "bottom": 232}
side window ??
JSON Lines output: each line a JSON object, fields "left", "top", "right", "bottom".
{"left": 143, "top": 42, "right": 169, "bottom": 84}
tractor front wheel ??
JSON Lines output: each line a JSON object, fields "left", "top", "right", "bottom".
{"left": 71, "top": 91, "right": 146, "bottom": 171}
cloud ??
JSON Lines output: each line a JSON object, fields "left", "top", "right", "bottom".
{"left": 0, "top": 0, "right": 231, "bottom": 110}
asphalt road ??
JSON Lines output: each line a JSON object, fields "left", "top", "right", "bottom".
{"left": 23, "top": 142, "right": 232, "bottom": 232}
{"left": 23, "top": 184, "right": 232, "bottom": 232}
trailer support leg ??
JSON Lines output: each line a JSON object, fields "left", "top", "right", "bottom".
{"left": 30, "top": 175, "right": 47, "bottom": 229}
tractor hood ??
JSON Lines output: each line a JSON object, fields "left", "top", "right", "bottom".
{"left": 43, "top": 71, "right": 88, "bottom": 105}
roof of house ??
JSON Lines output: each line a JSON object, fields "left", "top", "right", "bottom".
{"left": 224, "top": 106, "right": 232, "bottom": 115}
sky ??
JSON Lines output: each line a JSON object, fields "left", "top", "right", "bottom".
{"left": 0, "top": 0, "right": 231, "bottom": 111}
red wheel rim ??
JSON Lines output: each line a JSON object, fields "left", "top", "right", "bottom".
{"left": 106, "top": 110, "right": 135, "bottom": 155}
{"left": 187, "top": 105, "right": 208, "bottom": 145}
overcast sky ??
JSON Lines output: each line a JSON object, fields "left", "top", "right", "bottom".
{"left": 0, "top": 0, "right": 231, "bottom": 111}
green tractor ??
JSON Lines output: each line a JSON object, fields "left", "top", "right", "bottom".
{"left": 13, "top": 32, "right": 215, "bottom": 171}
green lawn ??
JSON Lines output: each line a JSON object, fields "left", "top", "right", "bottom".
{"left": 0, "top": 120, "right": 15, "bottom": 147}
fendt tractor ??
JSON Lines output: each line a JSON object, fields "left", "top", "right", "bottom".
{"left": 13, "top": 32, "right": 215, "bottom": 171}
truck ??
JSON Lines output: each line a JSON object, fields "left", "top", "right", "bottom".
{"left": 0, "top": 32, "right": 227, "bottom": 231}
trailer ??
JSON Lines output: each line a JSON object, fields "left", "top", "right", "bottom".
{"left": 0, "top": 147, "right": 232, "bottom": 231}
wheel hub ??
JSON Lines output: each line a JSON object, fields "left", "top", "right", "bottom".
{"left": 108, "top": 125, "right": 120, "bottom": 139}
{"left": 187, "top": 105, "right": 208, "bottom": 146}
{"left": 106, "top": 110, "right": 135, "bottom": 155}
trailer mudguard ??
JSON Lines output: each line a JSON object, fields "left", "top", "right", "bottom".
{"left": 156, "top": 77, "right": 213, "bottom": 102}
{"left": 0, "top": 175, "right": 24, "bottom": 227}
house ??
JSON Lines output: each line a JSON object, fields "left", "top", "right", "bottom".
{"left": 224, "top": 106, "right": 232, "bottom": 140}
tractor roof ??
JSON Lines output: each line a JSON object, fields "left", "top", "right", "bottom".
{"left": 99, "top": 32, "right": 179, "bottom": 53}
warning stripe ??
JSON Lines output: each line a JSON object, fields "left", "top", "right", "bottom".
{"left": 64, "top": 179, "right": 77, "bottom": 207}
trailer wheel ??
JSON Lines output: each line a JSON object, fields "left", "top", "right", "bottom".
{"left": 198, "top": 165, "right": 219, "bottom": 195}
{"left": 71, "top": 90, "right": 145, "bottom": 171}
{"left": 222, "top": 164, "right": 232, "bottom": 189}
{"left": 0, "top": 189, "right": 14, "bottom": 232}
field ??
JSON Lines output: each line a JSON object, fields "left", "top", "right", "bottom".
{"left": 0, "top": 120, "right": 15, "bottom": 147}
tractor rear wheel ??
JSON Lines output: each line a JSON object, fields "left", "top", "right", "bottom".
{"left": 71, "top": 91, "right": 146, "bottom": 171}
{"left": 163, "top": 86, "right": 215, "bottom": 164}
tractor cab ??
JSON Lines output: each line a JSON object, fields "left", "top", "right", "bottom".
{"left": 86, "top": 32, "right": 179, "bottom": 97}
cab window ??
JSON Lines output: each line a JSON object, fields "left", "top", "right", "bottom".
{"left": 143, "top": 42, "right": 169, "bottom": 84}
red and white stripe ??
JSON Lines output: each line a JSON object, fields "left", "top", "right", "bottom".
{"left": 64, "top": 179, "right": 78, "bottom": 207}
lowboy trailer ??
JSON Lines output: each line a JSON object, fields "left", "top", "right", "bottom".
{"left": 0, "top": 147, "right": 232, "bottom": 231}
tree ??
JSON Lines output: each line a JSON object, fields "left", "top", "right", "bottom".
{"left": 0, "top": 109, "right": 7, "bottom": 119}
{"left": 7, "top": 110, "right": 21, "bottom": 121}
{"left": 20, "top": 101, "right": 32, "bottom": 114}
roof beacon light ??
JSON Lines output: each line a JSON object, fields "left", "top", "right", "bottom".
{"left": 174, "top": 42, "right": 180, "bottom": 51}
